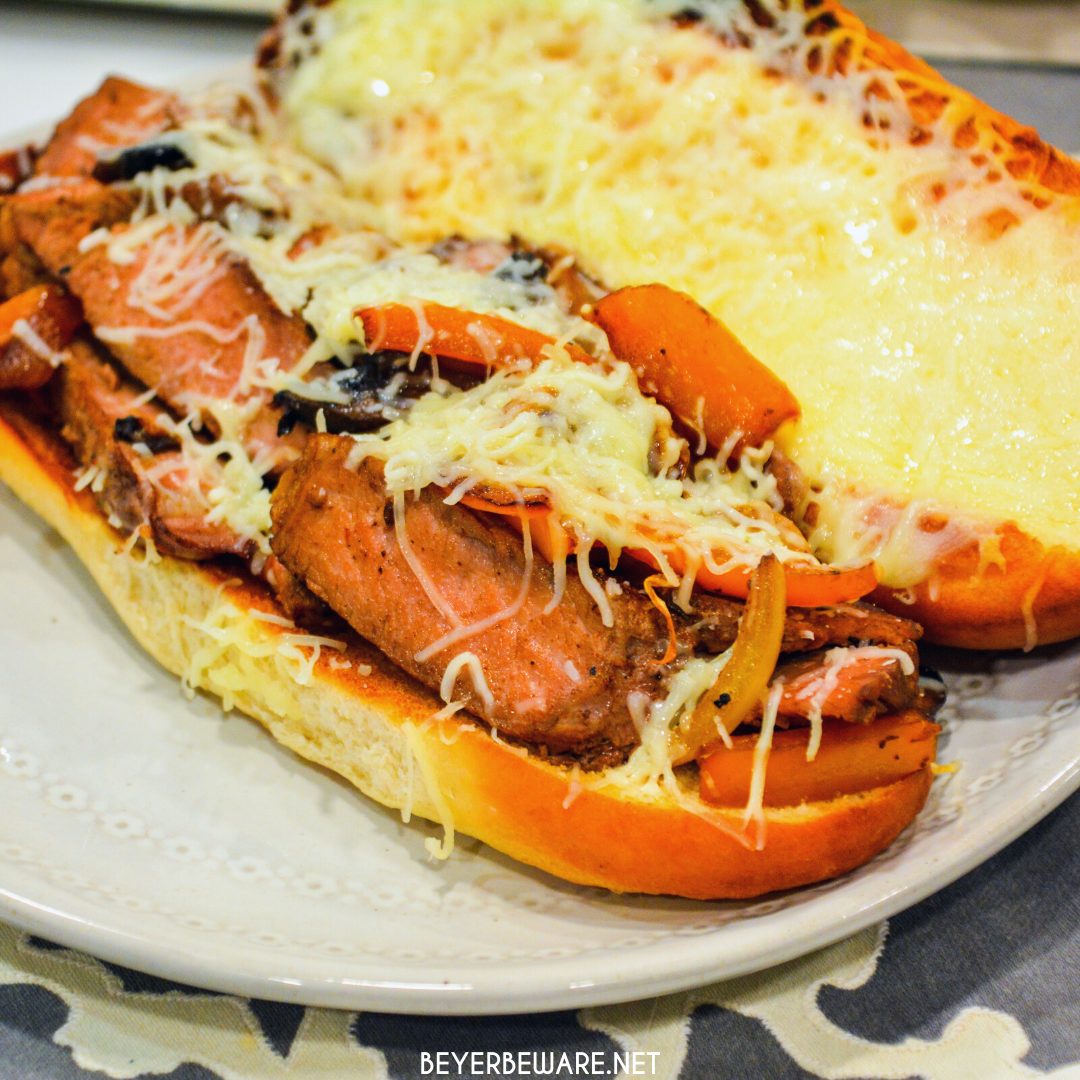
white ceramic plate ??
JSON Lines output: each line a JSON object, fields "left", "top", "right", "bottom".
{"left": 1, "top": 481, "right": 1079, "bottom": 1013}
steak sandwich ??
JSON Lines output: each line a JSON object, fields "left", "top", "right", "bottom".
{"left": 4, "top": 0, "right": 1067, "bottom": 897}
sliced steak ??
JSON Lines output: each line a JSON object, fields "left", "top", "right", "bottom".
{"left": 55, "top": 340, "right": 250, "bottom": 560}
{"left": 270, "top": 434, "right": 671, "bottom": 757}
{"left": 0, "top": 149, "right": 43, "bottom": 298}
{"left": 686, "top": 593, "right": 922, "bottom": 656}
{"left": 13, "top": 192, "right": 310, "bottom": 469}
{"left": 8, "top": 182, "right": 138, "bottom": 277}
{"left": 431, "top": 235, "right": 517, "bottom": 274}
{"left": 35, "top": 77, "right": 177, "bottom": 180}
{"left": 67, "top": 223, "right": 310, "bottom": 405}
{"left": 771, "top": 643, "right": 920, "bottom": 727}
{"left": 432, "top": 235, "right": 605, "bottom": 316}
{"left": 0, "top": 240, "right": 47, "bottom": 303}
{"left": 53, "top": 339, "right": 326, "bottom": 623}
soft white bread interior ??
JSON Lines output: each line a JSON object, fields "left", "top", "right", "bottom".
{"left": 276, "top": 0, "right": 1080, "bottom": 649}
{"left": 0, "top": 405, "right": 932, "bottom": 900}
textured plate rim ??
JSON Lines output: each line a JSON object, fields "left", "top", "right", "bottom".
{"left": 0, "top": 750, "right": 1076, "bottom": 1014}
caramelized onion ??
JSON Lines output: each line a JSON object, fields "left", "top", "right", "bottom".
{"left": 669, "top": 554, "right": 787, "bottom": 765}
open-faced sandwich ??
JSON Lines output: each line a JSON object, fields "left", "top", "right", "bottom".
{"left": 1, "top": 0, "right": 1074, "bottom": 899}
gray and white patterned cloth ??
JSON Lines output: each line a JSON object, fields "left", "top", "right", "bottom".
{"left": 1, "top": 6, "right": 1079, "bottom": 1076}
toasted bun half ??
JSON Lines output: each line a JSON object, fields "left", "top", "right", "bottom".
{"left": 274, "top": 0, "right": 1080, "bottom": 650}
{"left": 0, "top": 402, "right": 933, "bottom": 900}
{"left": 872, "top": 533, "right": 1080, "bottom": 652}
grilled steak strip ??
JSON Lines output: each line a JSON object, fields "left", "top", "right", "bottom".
{"left": 432, "top": 235, "right": 605, "bottom": 317}
{"left": 34, "top": 77, "right": 177, "bottom": 181}
{"left": 52, "top": 339, "right": 325, "bottom": 623}
{"left": 685, "top": 594, "right": 922, "bottom": 656}
{"left": 270, "top": 434, "right": 925, "bottom": 757}
{"left": 67, "top": 227, "right": 308, "bottom": 405}
{"left": 55, "top": 340, "right": 251, "bottom": 560}
{"left": 8, "top": 182, "right": 138, "bottom": 276}
{"left": 5, "top": 73, "right": 311, "bottom": 471}
{"left": 271, "top": 434, "right": 668, "bottom": 756}
{"left": 10, "top": 188, "right": 309, "bottom": 470}
{"left": 767, "top": 643, "right": 920, "bottom": 727}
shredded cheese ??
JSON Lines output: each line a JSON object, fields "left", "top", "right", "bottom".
{"left": 124, "top": 221, "right": 228, "bottom": 321}
{"left": 595, "top": 654, "right": 759, "bottom": 848}
{"left": 180, "top": 585, "right": 345, "bottom": 709}
{"left": 10, "top": 319, "right": 65, "bottom": 368}
{"left": 743, "top": 680, "right": 784, "bottom": 849}
{"left": 437, "top": 650, "right": 496, "bottom": 717}
{"left": 282, "top": 0, "right": 1080, "bottom": 574}
{"left": 348, "top": 353, "right": 825, "bottom": 616}
{"left": 1020, "top": 563, "right": 1050, "bottom": 653}
{"left": 401, "top": 721, "right": 457, "bottom": 859}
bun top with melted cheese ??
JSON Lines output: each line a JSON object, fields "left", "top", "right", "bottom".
{"left": 275, "top": 0, "right": 1080, "bottom": 590}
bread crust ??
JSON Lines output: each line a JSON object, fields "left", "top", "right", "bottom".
{"left": 736, "top": 1, "right": 1080, "bottom": 648}
{"left": 819, "top": 1, "right": 1080, "bottom": 649}
{"left": 0, "top": 401, "right": 934, "bottom": 899}
{"left": 873, "top": 526, "right": 1080, "bottom": 651}
{"left": 796, "top": 0, "right": 1080, "bottom": 199}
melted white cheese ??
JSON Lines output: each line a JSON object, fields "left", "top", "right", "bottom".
{"left": 282, "top": 0, "right": 1080, "bottom": 568}
{"left": 348, "top": 351, "right": 820, "bottom": 601}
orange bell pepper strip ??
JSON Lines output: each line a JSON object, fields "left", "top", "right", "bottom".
{"left": 456, "top": 481, "right": 874, "bottom": 606}
{"left": 2, "top": 285, "right": 55, "bottom": 345}
{"left": 627, "top": 544, "right": 877, "bottom": 607}
{"left": 0, "top": 284, "right": 83, "bottom": 390}
{"left": 670, "top": 555, "right": 787, "bottom": 765}
{"left": 457, "top": 492, "right": 573, "bottom": 566}
{"left": 355, "top": 302, "right": 593, "bottom": 369}
{"left": 591, "top": 284, "right": 800, "bottom": 454}
{"left": 698, "top": 711, "right": 940, "bottom": 807}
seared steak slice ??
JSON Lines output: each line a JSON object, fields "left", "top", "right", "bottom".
{"left": 770, "top": 643, "right": 920, "bottom": 727}
{"left": 10, "top": 75, "right": 310, "bottom": 471}
{"left": 0, "top": 239, "right": 47, "bottom": 306}
{"left": 9, "top": 182, "right": 138, "bottom": 276}
{"left": 432, "top": 235, "right": 605, "bottom": 316}
{"left": 35, "top": 77, "right": 177, "bottom": 180}
{"left": 53, "top": 340, "right": 326, "bottom": 623}
{"left": 65, "top": 224, "right": 310, "bottom": 407}
{"left": 55, "top": 340, "right": 250, "bottom": 560}
{"left": 0, "top": 154, "right": 45, "bottom": 300}
{"left": 13, "top": 190, "right": 309, "bottom": 469}
{"left": 270, "top": 434, "right": 669, "bottom": 756}
{"left": 686, "top": 593, "right": 922, "bottom": 656}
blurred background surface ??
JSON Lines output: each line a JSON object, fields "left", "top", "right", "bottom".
{"left": 3, "top": 1, "right": 1078, "bottom": 151}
